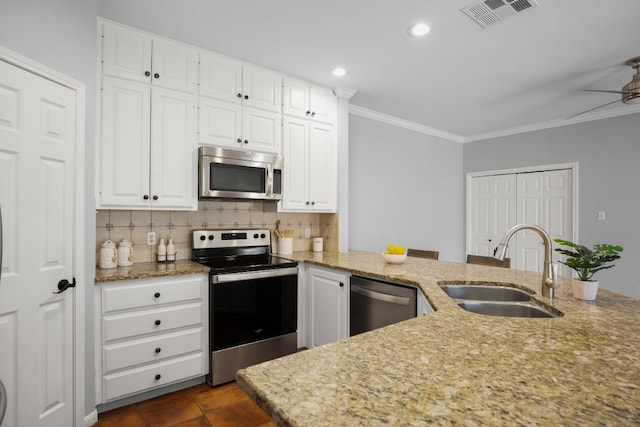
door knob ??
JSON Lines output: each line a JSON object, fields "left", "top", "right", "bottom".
{"left": 53, "top": 278, "right": 76, "bottom": 294}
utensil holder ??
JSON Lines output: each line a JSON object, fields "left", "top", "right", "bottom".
{"left": 278, "top": 237, "right": 293, "bottom": 255}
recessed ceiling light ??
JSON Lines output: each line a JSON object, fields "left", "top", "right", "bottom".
{"left": 408, "top": 22, "right": 431, "bottom": 37}
{"left": 332, "top": 67, "right": 346, "bottom": 77}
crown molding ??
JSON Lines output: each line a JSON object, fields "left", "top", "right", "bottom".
{"left": 349, "top": 104, "right": 464, "bottom": 143}
{"left": 349, "top": 102, "right": 640, "bottom": 144}
{"left": 464, "top": 104, "right": 640, "bottom": 142}
{"left": 333, "top": 87, "right": 357, "bottom": 100}
{"left": 348, "top": 104, "right": 464, "bottom": 143}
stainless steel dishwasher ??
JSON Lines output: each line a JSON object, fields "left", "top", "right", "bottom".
{"left": 350, "top": 276, "right": 417, "bottom": 336}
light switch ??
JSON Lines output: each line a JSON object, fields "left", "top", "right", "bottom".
{"left": 597, "top": 211, "right": 605, "bottom": 221}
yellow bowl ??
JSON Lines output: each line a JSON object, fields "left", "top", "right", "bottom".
{"left": 382, "top": 252, "right": 407, "bottom": 264}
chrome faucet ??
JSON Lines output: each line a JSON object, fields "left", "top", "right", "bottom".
{"left": 494, "top": 223, "right": 559, "bottom": 299}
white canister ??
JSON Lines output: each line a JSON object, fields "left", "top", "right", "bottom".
{"left": 278, "top": 237, "right": 293, "bottom": 255}
{"left": 99, "top": 240, "right": 118, "bottom": 269}
{"left": 312, "top": 237, "right": 323, "bottom": 252}
{"left": 117, "top": 239, "right": 133, "bottom": 267}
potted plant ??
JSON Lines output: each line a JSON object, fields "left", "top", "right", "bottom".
{"left": 553, "top": 238, "right": 623, "bottom": 300}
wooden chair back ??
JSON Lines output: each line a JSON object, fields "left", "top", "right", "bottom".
{"left": 466, "top": 254, "right": 511, "bottom": 268}
{"left": 407, "top": 249, "right": 439, "bottom": 260}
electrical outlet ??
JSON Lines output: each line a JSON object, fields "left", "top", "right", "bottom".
{"left": 597, "top": 211, "right": 606, "bottom": 221}
{"left": 304, "top": 228, "right": 311, "bottom": 238}
{"left": 147, "top": 231, "right": 156, "bottom": 245}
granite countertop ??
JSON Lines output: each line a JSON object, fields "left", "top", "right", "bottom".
{"left": 95, "top": 260, "right": 210, "bottom": 283}
{"left": 237, "top": 251, "right": 640, "bottom": 426}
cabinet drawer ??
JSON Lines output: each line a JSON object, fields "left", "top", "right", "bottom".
{"left": 103, "top": 302, "right": 202, "bottom": 342}
{"left": 102, "top": 276, "right": 203, "bottom": 313}
{"left": 103, "top": 352, "right": 204, "bottom": 402}
{"left": 103, "top": 327, "right": 203, "bottom": 374}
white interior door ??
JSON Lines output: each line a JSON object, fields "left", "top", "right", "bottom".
{"left": 515, "top": 169, "right": 573, "bottom": 274}
{"left": 0, "top": 59, "right": 76, "bottom": 427}
{"left": 468, "top": 168, "right": 573, "bottom": 274}
{"left": 468, "top": 174, "right": 516, "bottom": 256}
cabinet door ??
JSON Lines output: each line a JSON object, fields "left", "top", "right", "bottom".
{"left": 102, "top": 23, "right": 152, "bottom": 84}
{"left": 198, "top": 52, "right": 243, "bottom": 103}
{"left": 281, "top": 117, "right": 309, "bottom": 210}
{"left": 309, "top": 86, "right": 336, "bottom": 124}
{"left": 198, "top": 98, "right": 243, "bottom": 149}
{"left": 308, "top": 122, "right": 336, "bottom": 211}
{"left": 99, "top": 78, "right": 151, "bottom": 208}
{"left": 282, "top": 78, "right": 309, "bottom": 119}
{"left": 242, "top": 65, "right": 282, "bottom": 112}
{"left": 150, "top": 87, "right": 197, "bottom": 209}
{"left": 151, "top": 39, "right": 198, "bottom": 93}
{"left": 242, "top": 106, "right": 281, "bottom": 154}
{"left": 308, "top": 267, "right": 348, "bottom": 347}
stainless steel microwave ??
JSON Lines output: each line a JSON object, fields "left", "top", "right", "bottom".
{"left": 198, "top": 146, "right": 283, "bottom": 201}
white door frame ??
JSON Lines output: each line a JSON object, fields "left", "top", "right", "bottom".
{"left": 0, "top": 46, "right": 88, "bottom": 426}
{"left": 466, "top": 162, "right": 579, "bottom": 260}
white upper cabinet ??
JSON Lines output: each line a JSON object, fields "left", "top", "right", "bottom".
{"left": 198, "top": 53, "right": 243, "bottom": 102}
{"left": 199, "top": 52, "right": 282, "bottom": 112}
{"left": 281, "top": 116, "right": 336, "bottom": 212}
{"left": 99, "top": 77, "right": 197, "bottom": 210}
{"left": 198, "top": 51, "right": 282, "bottom": 153}
{"left": 283, "top": 77, "right": 336, "bottom": 124}
{"left": 101, "top": 22, "right": 198, "bottom": 94}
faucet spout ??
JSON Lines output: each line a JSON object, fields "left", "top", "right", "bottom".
{"left": 494, "top": 223, "right": 559, "bottom": 298}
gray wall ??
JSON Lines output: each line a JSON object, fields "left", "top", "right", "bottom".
{"left": 349, "top": 115, "right": 464, "bottom": 261}
{"left": 464, "top": 113, "right": 640, "bottom": 298}
{"left": 0, "top": 0, "right": 98, "bottom": 414}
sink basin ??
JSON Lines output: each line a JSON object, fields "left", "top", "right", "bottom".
{"left": 438, "top": 282, "right": 561, "bottom": 318}
{"left": 440, "top": 284, "right": 532, "bottom": 302}
{"left": 457, "top": 301, "right": 558, "bottom": 318}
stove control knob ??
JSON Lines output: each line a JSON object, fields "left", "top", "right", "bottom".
{"left": 200, "top": 235, "right": 206, "bottom": 241}
{"left": 261, "top": 233, "right": 266, "bottom": 238}
{"left": 254, "top": 233, "right": 259, "bottom": 239}
{"left": 208, "top": 235, "right": 214, "bottom": 240}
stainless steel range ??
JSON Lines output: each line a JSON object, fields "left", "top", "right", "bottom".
{"left": 191, "top": 228, "right": 298, "bottom": 386}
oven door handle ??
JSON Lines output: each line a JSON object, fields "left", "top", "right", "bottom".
{"left": 213, "top": 267, "right": 298, "bottom": 283}
{"left": 350, "top": 285, "right": 411, "bottom": 306}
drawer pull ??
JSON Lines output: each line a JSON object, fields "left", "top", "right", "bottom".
{"left": 155, "top": 374, "right": 161, "bottom": 381}
{"left": 154, "top": 292, "right": 161, "bottom": 298}
{"left": 155, "top": 347, "right": 162, "bottom": 354}
{"left": 154, "top": 320, "right": 161, "bottom": 326}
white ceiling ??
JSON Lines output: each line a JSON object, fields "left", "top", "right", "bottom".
{"left": 98, "top": 0, "right": 640, "bottom": 141}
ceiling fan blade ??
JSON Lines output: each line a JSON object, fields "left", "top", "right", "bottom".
{"left": 584, "top": 89, "right": 634, "bottom": 95}
{"left": 566, "top": 98, "right": 622, "bottom": 120}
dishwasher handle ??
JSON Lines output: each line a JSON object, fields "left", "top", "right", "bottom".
{"left": 351, "top": 284, "right": 411, "bottom": 306}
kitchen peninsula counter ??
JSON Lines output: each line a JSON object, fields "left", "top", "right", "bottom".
{"left": 237, "top": 251, "right": 640, "bottom": 426}
{"left": 95, "top": 260, "right": 209, "bottom": 283}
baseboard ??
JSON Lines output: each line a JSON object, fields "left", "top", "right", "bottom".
{"left": 84, "top": 409, "right": 98, "bottom": 426}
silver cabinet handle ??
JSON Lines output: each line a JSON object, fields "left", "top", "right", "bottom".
{"left": 351, "top": 285, "right": 410, "bottom": 305}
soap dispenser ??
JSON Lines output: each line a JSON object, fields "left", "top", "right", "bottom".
{"left": 157, "top": 238, "right": 167, "bottom": 262}
{"left": 167, "top": 238, "right": 176, "bottom": 262}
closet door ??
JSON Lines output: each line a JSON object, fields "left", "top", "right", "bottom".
{"left": 468, "top": 174, "right": 517, "bottom": 257}
{"left": 468, "top": 168, "right": 573, "bottom": 274}
{"left": 515, "top": 170, "right": 573, "bottom": 274}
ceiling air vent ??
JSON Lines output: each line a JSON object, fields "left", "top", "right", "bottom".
{"left": 462, "top": 0, "right": 539, "bottom": 28}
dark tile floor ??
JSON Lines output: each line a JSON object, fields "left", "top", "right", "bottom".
{"left": 95, "top": 382, "right": 275, "bottom": 427}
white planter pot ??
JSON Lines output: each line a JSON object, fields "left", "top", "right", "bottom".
{"left": 572, "top": 280, "right": 599, "bottom": 300}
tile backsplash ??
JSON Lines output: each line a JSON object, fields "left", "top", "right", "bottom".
{"left": 96, "top": 201, "right": 338, "bottom": 265}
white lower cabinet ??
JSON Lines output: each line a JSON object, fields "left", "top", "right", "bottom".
{"left": 95, "top": 274, "right": 209, "bottom": 404}
{"left": 305, "top": 265, "right": 350, "bottom": 348}
{"left": 417, "top": 290, "right": 435, "bottom": 316}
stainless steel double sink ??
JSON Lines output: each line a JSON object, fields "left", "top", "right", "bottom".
{"left": 440, "top": 283, "right": 560, "bottom": 318}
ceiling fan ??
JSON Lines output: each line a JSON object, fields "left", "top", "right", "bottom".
{"left": 568, "top": 56, "right": 640, "bottom": 119}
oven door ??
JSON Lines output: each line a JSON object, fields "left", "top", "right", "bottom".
{"left": 211, "top": 267, "right": 298, "bottom": 351}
